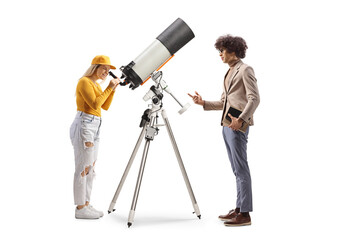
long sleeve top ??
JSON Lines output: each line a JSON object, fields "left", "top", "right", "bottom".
{"left": 76, "top": 77, "right": 115, "bottom": 117}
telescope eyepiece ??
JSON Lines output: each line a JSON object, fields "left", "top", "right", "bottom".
{"left": 109, "top": 71, "right": 117, "bottom": 78}
{"left": 109, "top": 70, "right": 128, "bottom": 86}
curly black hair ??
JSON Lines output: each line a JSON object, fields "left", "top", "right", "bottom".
{"left": 214, "top": 34, "right": 248, "bottom": 59}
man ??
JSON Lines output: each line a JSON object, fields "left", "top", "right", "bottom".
{"left": 188, "top": 34, "right": 260, "bottom": 226}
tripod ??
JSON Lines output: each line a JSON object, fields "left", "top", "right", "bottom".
{"left": 108, "top": 103, "right": 201, "bottom": 227}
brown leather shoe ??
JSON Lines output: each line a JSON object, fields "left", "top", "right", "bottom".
{"left": 218, "top": 209, "right": 238, "bottom": 221}
{"left": 224, "top": 213, "right": 251, "bottom": 226}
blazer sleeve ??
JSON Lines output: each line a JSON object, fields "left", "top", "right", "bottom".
{"left": 203, "top": 90, "right": 225, "bottom": 111}
{"left": 239, "top": 67, "right": 260, "bottom": 122}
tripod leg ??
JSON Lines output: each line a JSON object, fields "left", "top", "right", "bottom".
{"left": 108, "top": 126, "right": 147, "bottom": 214}
{"left": 127, "top": 117, "right": 156, "bottom": 227}
{"left": 161, "top": 110, "right": 201, "bottom": 219}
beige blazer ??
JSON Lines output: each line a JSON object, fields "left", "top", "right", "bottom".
{"left": 204, "top": 60, "right": 260, "bottom": 127}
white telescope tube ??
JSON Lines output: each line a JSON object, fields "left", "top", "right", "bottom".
{"left": 120, "top": 18, "right": 195, "bottom": 90}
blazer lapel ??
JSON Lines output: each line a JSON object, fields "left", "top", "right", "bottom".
{"left": 227, "top": 60, "right": 243, "bottom": 91}
{"left": 223, "top": 69, "right": 230, "bottom": 92}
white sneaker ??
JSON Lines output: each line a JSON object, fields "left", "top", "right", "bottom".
{"left": 88, "top": 205, "right": 104, "bottom": 218}
{"left": 75, "top": 206, "right": 101, "bottom": 219}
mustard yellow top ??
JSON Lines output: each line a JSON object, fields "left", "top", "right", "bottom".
{"left": 76, "top": 77, "right": 115, "bottom": 117}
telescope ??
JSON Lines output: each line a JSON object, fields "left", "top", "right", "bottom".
{"left": 108, "top": 18, "right": 201, "bottom": 227}
{"left": 110, "top": 18, "right": 193, "bottom": 114}
{"left": 118, "top": 18, "right": 195, "bottom": 90}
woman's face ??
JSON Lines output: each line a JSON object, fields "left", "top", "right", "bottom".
{"left": 96, "top": 65, "right": 110, "bottom": 80}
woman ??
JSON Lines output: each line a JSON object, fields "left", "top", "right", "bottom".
{"left": 70, "top": 55, "right": 120, "bottom": 219}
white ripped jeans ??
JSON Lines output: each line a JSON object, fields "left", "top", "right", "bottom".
{"left": 70, "top": 111, "right": 101, "bottom": 205}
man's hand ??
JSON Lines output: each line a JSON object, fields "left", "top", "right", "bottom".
{"left": 188, "top": 91, "right": 205, "bottom": 106}
{"left": 228, "top": 113, "right": 245, "bottom": 131}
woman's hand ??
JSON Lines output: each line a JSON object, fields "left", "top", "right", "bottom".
{"left": 188, "top": 91, "right": 205, "bottom": 106}
{"left": 109, "top": 78, "right": 121, "bottom": 90}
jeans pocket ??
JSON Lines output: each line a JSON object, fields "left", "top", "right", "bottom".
{"left": 81, "top": 114, "right": 94, "bottom": 123}
{"left": 80, "top": 121, "right": 96, "bottom": 143}
{"left": 81, "top": 118, "right": 93, "bottom": 123}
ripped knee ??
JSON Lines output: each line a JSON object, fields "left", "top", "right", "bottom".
{"left": 85, "top": 142, "right": 94, "bottom": 148}
{"left": 81, "top": 166, "right": 91, "bottom": 177}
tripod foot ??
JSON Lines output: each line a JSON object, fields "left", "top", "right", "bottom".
{"left": 127, "top": 222, "right": 132, "bottom": 228}
{"left": 108, "top": 208, "right": 116, "bottom": 214}
{"left": 193, "top": 211, "right": 201, "bottom": 219}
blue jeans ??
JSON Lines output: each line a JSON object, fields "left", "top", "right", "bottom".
{"left": 222, "top": 126, "right": 253, "bottom": 212}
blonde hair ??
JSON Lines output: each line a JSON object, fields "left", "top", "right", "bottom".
{"left": 80, "top": 64, "right": 106, "bottom": 84}
{"left": 82, "top": 64, "right": 99, "bottom": 78}
{"left": 75, "top": 64, "right": 104, "bottom": 96}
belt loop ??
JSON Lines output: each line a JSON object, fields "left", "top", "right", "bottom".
{"left": 80, "top": 111, "right": 83, "bottom": 116}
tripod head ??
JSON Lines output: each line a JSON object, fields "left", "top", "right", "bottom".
{"left": 142, "top": 71, "right": 190, "bottom": 114}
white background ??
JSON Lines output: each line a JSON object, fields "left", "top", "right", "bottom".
{"left": 1, "top": 0, "right": 360, "bottom": 239}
